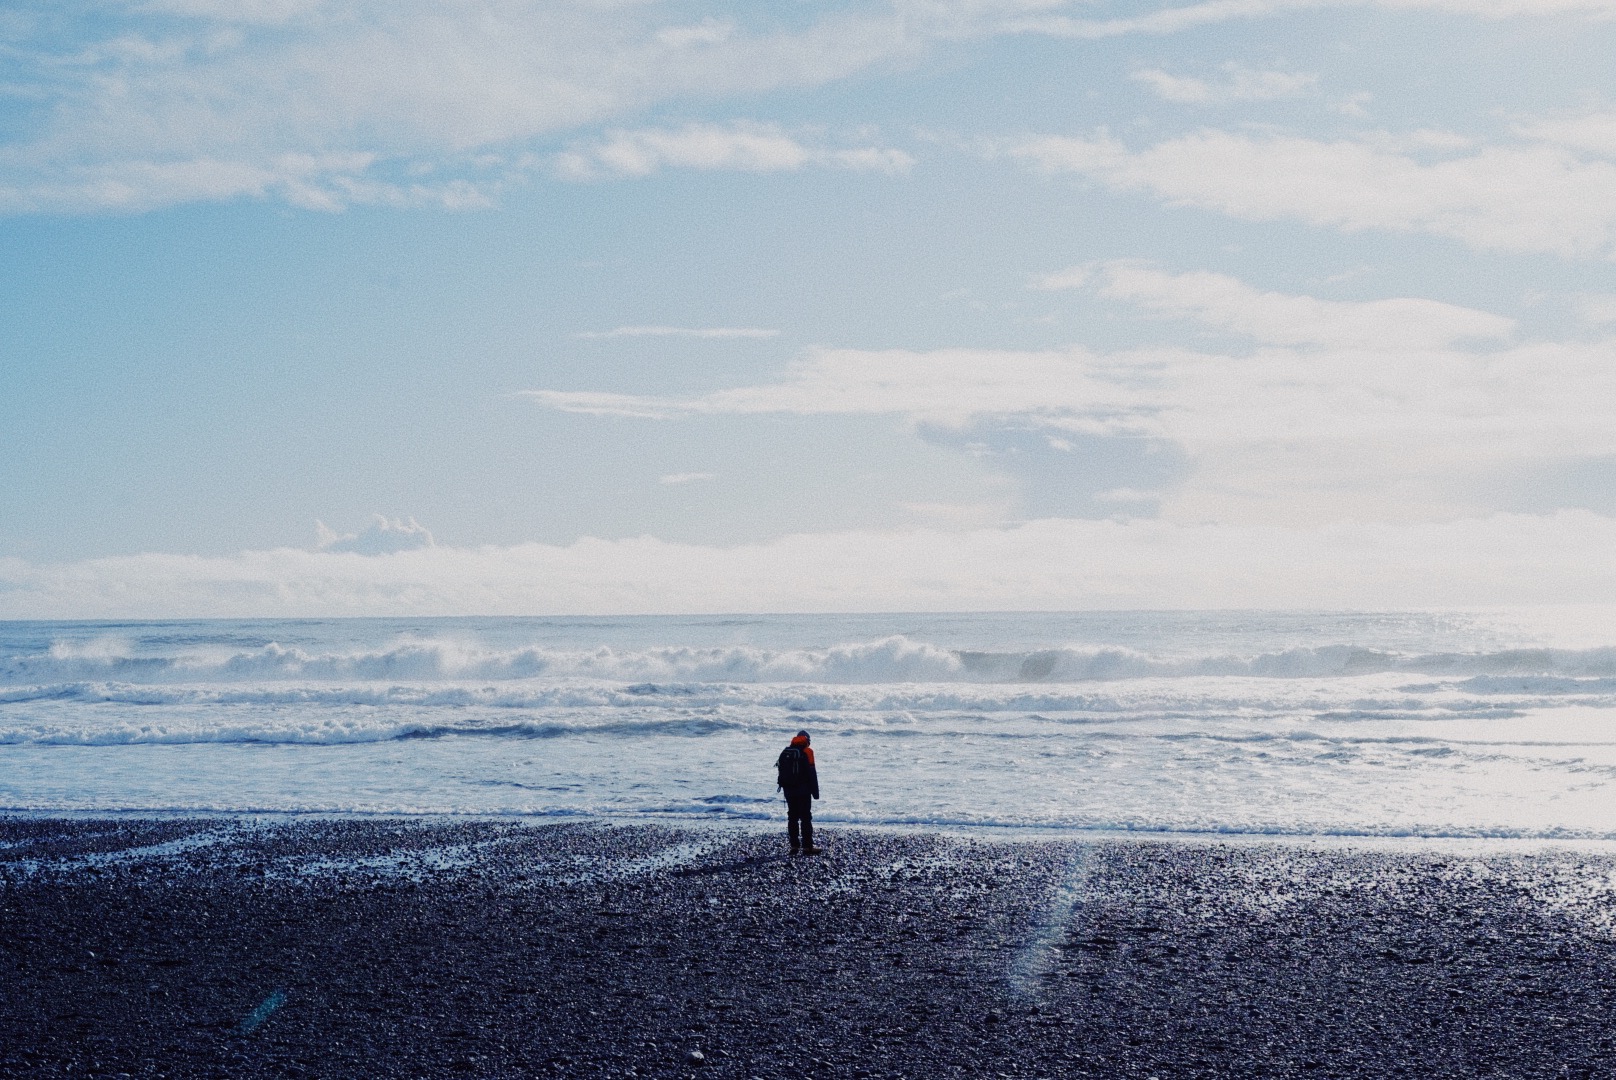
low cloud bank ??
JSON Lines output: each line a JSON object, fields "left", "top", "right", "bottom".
{"left": 4, "top": 512, "right": 1615, "bottom": 618}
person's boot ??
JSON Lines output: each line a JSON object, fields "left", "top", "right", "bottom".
{"left": 802, "top": 845, "right": 823, "bottom": 856}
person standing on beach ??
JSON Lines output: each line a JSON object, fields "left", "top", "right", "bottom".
{"left": 776, "top": 729, "right": 821, "bottom": 856}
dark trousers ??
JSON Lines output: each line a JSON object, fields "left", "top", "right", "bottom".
{"left": 785, "top": 790, "right": 814, "bottom": 849}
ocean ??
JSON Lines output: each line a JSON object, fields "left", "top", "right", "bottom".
{"left": 4, "top": 610, "right": 1616, "bottom": 838}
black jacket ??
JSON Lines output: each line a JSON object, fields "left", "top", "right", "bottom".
{"left": 777, "top": 745, "right": 819, "bottom": 799}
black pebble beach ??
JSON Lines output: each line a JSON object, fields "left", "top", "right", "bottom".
{"left": 5, "top": 817, "right": 1616, "bottom": 1078}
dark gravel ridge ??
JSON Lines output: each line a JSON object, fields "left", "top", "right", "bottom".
{"left": 4, "top": 818, "right": 1616, "bottom": 1078}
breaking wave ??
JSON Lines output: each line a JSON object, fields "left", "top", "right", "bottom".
{"left": 0, "top": 713, "right": 753, "bottom": 747}
{"left": 9, "top": 635, "right": 1616, "bottom": 686}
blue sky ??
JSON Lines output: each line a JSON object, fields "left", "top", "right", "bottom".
{"left": 5, "top": 0, "right": 1616, "bottom": 615}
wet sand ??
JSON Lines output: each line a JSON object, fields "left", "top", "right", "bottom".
{"left": 4, "top": 817, "right": 1616, "bottom": 1078}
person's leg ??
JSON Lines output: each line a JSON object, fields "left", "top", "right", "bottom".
{"left": 786, "top": 794, "right": 802, "bottom": 851}
{"left": 800, "top": 799, "right": 814, "bottom": 851}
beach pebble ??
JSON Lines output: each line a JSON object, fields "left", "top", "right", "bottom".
{"left": 686, "top": 1048, "right": 706, "bottom": 1065}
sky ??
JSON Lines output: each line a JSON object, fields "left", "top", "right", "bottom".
{"left": 4, "top": 0, "right": 1616, "bottom": 616}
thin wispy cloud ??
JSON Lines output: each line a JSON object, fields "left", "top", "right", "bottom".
{"left": 554, "top": 123, "right": 913, "bottom": 180}
{"left": 1009, "top": 125, "right": 1616, "bottom": 257}
{"left": 1511, "top": 108, "right": 1616, "bottom": 156}
{"left": 0, "top": 1, "right": 941, "bottom": 212}
{"left": 1037, "top": 261, "right": 1515, "bottom": 349}
{"left": 2, "top": 0, "right": 1607, "bottom": 213}
{"left": 528, "top": 267, "right": 1616, "bottom": 524}
{"left": 528, "top": 333, "right": 1616, "bottom": 451}
{"left": 1131, "top": 64, "right": 1318, "bottom": 105}
{"left": 576, "top": 326, "right": 780, "bottom": 340}
{"left": 1014, "top": 0, "right": 1616, "bottom": 39}
{"left": 1577, "top": 294, "right": 1616, "bottom": 325}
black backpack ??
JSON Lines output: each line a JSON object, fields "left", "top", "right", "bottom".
{"left": 777, "top": 745, "right": 808, "bottom": 787}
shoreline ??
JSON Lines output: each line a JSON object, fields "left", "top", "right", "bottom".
{"left": 10, "top": 808, "right": 1616, "bottom": 852}
{"left": 6, "top": 817, "right": 1616, "bottom": 1077}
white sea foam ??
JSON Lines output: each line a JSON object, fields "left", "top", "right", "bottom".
{"left": 4, "top": 672, "right": 1612, "bottom": 747}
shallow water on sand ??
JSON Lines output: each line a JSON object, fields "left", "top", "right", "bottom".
{"left": 5, "top": 610, "right": 1616, "bottom": 838}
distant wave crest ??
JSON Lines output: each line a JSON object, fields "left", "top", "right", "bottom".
{"left": 9, "top": 635, "right": 1616, "bottom": 687}
{"left": 0, "top": 710, "right": 751, "bottom": 746}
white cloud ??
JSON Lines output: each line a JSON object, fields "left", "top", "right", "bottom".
{"left": 827, "top": 146, "right": 919, "bottom": 173}
{"left": 137, "top": 0, "right": 324, "bottom": 22}
{"left": 1009, "top": 127, "right": 1616, "bottom": 257}
{"left": 0, "top": 153, "right": 501, "bottom": 215}
{"left": 524, "top": 348, "right": 1124, "bottom": 424}
{"left": 576, "top": 325, "right": 780, "bottom": 340}
{"left": 655, "top": 19, "right": 737, "bottom": 49}
{"left": 8, "top": 0, "right": 1604, "bottom": 212}
{"left": 1512, "top": 108, "right": 1616, "bottom": 156}
{"left": 315, "top": 515, "right": 435, "bottom": 555}
{"left": 520, "top": 389, "right": 681, "bottom": 420}
{"left": 1014, "top": 0, "right": 1616, "bottom": 39}
{"left": 1577, "top": 294, "right": 1616, "bottom": 325}
{"left": 529, "top": 334, "right": 1616, "bottom": 457}
{"left": 1040, "top": 260, "right": 1515, "bottom": 348}
{"left": 7, "top": 513, "right": 1616, "bottom": 617}
{"left": 659, "top": 472, "right": 716, "bottom": 485}
{"left": 1094, "top": 487, "right": 1161, "bottom": 504}
{"left": 899, "top": 500, "right": 1016, "bottom": 526}
{"left": 1333, "top": 92, "right": 1374, "bottom": 117}
{"left": 1131, "top": 63, "right": 1317, "bottom": 105}
{"left": 553, "top": 123, "right": 913, "bottom": 180}
{"left": 0, "top": 0, "right": 1004, "bottom": 212}
{"left": 525, "top": 268, "right": 1616, "bottom": 524}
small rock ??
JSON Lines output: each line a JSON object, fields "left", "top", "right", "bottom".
{"left": 687, "top": 1049, "right": 706, "bottom": 1066}
{"left": 985, "top": 1009, "right": 1003, "bottom": 1024}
